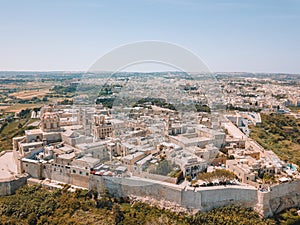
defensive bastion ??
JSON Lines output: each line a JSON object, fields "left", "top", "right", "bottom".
{"left": 90, "top": 175, "right": 300, "bottom": 217}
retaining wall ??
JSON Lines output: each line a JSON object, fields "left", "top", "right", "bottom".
{"left": 258, "top": 179, "right": 300, "bottom": 217}
{"left": 0, "top": 175, "right": 28, "bottom": 196}
{"left": 89, "top": 175, "right": 300, "bottom": 217}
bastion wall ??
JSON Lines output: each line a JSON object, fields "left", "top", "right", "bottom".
{"left": 1, "top": 168, "right": 299, "bottom": 217}
{"left": 0, "top": 175, "right": 28, "bottom": 196}
{"left": 185, "top": 186, "right": 258, "bottom": 211}
{"left": 257, "top": 179, "right": 300, "bottom": 217}
{"left": 90, "top": 176, "right": 183, "bottom": 205}
{"left": 89, "top": 175, "right": 300, "bottom": 217}
{"left": 90, "top": 176, "right": 258, "bottom": 212}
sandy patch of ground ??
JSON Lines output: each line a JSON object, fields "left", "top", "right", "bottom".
{"left": 9, "top": 89, "right": 49, "bottom": 100}
{"left": 0, "top": 106, "right": 9, "bottom": 110}
{"left": 5, "top": 104, "right": 44, "bottom": 113}
{"left": 0, "top": 151, "right": 18, "bottom": 181}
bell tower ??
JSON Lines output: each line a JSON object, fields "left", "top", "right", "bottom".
{"left": 40, "top": 106, "right": 61, "bottom": 132}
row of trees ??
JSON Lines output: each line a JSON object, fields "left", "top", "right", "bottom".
{"left": 133, "top": 97, "right": 176, "bottom": 110}
{"left": 51, "top": 85, "right": 78, "bottom": 95}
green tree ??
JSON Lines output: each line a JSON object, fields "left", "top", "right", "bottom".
{"left": 27, "top": 213, "right": 38, "bottom": 225}
{"left": 112, "top": 203, "right": 124, "bottom": 224}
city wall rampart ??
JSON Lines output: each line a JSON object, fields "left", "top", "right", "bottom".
{"left": 0, "top": 175, "right": 28, "bottom": 196}
{"left": 90, "top": 176, "right": 183, "bottom": 204}
{"left": 257, "top": 179, "right": 300, "bottom": 217}
{"left": 0, "top": 166, "right": 299, "bottom": 217}
{"left": 89, "top": 175, "right": 300, "bottom": 217}
{"left": 42, "top": 164, "right": 90, "bottom": 188}
{"left": 190, "top": 186, "right": 257, "bottom": 211}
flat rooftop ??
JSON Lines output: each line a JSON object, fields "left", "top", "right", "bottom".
{"left": 223, "top": 122, "right": 247, "bottom": 139}
{"left": 76, "top": 156, "right": 100, "bottom": 164}
{"left": 20, "top": 141, "right": 43, "bottom": 147}
{"left": 58, "top": 152, "right": 76, "bottom": 160}
{"left": 122, "top": 151, "right": 144, "bottom": 160}
{"left": 76, "top": 141, "right": 106, "bottom": 150}
{"left": 170, "top": 134, "right": 211, "bottom": 145}
{"left": 25, "top": 129, "right": 42, "bottom": 135}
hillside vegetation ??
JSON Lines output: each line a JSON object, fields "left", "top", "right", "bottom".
{"left": 250, "top": 113, "right": 300, "bottom": 166}
{"left": 0, "top": 185, "right": 279, "bottom": 225}
{"left": 0, "top": 109, "right": 39, "bottom": 151}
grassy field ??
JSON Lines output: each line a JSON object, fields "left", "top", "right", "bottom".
{"left": 0, "top": 106, "right": 9, "bottom": 110}
{"left": 0, "top": 118, "right": 39, "bottom": 151}
{"left": 3, "top": 104, "right": 44, "bottom": 113}
{"left": 9, "top": 89, "right": 49, "bottom": 100}
{"left": 250, "top": 113, "right": 300, "bottom": 166}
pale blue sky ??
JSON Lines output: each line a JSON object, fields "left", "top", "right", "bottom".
{"left": 0, "top": 0, "right": 300, "bottom": 73}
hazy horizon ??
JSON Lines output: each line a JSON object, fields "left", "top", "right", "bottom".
{"left": 1, "top": 0, "right": 300, "bottom": 73}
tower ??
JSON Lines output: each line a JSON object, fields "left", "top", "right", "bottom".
{"left": 40, "top": 106, "right": 60, "bottom": 132}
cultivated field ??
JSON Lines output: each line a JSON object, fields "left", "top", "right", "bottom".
{"left": 0, "top": 106, "right": 9, "bottom": 110}
{"left": 9, "top": 89, "right": 50, "bottom": 100}
{"left": 4, "top": 104, "right": 44, "bottom": 113}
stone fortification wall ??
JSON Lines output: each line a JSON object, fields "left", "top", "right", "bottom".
{"left": 0, "top": 175, "right": 28, "bottom": 196}
{"left": 22, "top": 159, "right": 90, "bottom": 189}
{"left": 90, "top": 175, "right": 300, "bottom": 217}
{"left": 90, "top": 176, "right": 182, "bottom": 204}
{"left": 181, "top": 186, "right": 257, "bottom": 211}
{"left": 90, "top": 176, "right": 258, "bottom": 212}
{"left": 257, "top": 179, "right": 300, "bottom": 217}
{"left": 42, "top": 164, "right": 90, "bottom": 188}
{"left": 0, "top": 170, "right": 298, "bottom": 218}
